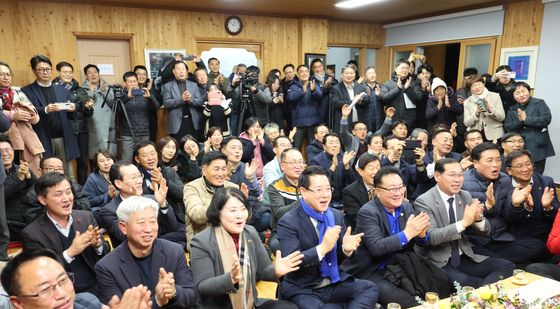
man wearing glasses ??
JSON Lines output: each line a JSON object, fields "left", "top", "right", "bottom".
{"left": 277, "top": 166, "right": 378, "bottom": 308}
{"left": 415, "top": 158, "right": 514, "bottom": 288}
{"left": 343, "top": 166, "right": 442, "bottom": 308}
{"left": 21, "top": 55, "right": 79, "bottom": 181}
{"left": 99, "top": 161, "right": 177, "bottom": 248}
{"left": 1, "top": 248, "right": 153, "bottom": 308}
{"left": 20, "top": 172, "right": 109, "bottom": 293}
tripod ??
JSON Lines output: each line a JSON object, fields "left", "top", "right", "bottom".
{"left": 106, "top": 86, "right": 136, "bottom": 156}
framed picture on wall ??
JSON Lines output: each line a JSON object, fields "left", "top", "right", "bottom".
{"left": 304, "top": 53, "right": 326, "bottom": 69}
{"left": 499, "top": 46, "right": 539, "bottom": 87}
{"left": 144, "top": 49, "right": 187, "bottom": 80}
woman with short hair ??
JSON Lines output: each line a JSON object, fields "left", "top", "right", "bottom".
{"left": 463, "top": 75, "right": 505, "bottom": 141}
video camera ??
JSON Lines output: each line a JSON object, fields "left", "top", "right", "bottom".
{"left": 239, "top": 66, "right": 260, "bottom": 88}
{"left": 110, "top": 84, "right": 124, "bottom": 100}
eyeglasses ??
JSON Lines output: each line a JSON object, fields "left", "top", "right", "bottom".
{"left": 510, "top": 162, "right": 533, "bottom": 170}
{"left": 505, "top": 139, "right": 524, "bottom": 144}
{"left": 377, "top": 186, "right": 406, "bottom": 194}
{"left": 306, "top": 187, "right": 334, "bottom": 195}
{"left": 443, "top": 172, "right": 464, "bottom": 179}
{"left": 126, "top": 173, "right": 145, "bottom": 181}
{"left": 35, "top": 68, "right": 52, "bottom": 73}
{"left": 44, "top": 167, "right": 64, "bottom": 173}
{"left": 282, "top": 160, "right": 305, "bottom": 167}
{"left": 18, "top": 273, "right": 74, "bottom": 299}
{"left": 0, "top": 73, "right": 12, "bottom": 78}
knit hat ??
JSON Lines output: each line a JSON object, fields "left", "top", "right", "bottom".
{"left": 431, "top": 77, "right": 447, "bottom": 95}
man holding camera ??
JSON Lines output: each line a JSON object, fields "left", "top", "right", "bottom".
{"left": 228, "top": 65, "right": 268, "bottom": 135}
{"left": 110, "top": 72, "right": 160, "bottom": 161}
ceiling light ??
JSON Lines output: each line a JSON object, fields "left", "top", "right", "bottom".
{"left": 335, "top": 0, "right": 385, "bottom": 9}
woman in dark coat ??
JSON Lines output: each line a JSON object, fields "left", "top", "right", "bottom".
{"left": 504, "top": 81, "right": 555, "bottom": 174}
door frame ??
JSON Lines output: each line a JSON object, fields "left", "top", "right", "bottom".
{"left": 389, "top": 36, "right": 499, "bottom": 84}
{"left": 73, "top": 32, "right": 135, "bottom": 83}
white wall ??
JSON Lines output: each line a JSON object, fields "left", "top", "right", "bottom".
{"left": 534, "top": 0, "right": 560, "bottom": 179}
{"left": 384, "top": 7, "right": 504, "bottom": 46}
{"left": 326, "top": 47, "right": 351, "bottom": 80}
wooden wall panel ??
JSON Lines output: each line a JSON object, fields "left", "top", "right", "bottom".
{"left": 299, "top": 18, "right": 328, "bottom": 61}
{"left": 328, "top": 21, "right": 385, "bottom": 47}
{"left": 500, "top": 0, "right": 544, "bottom": 48}
{"left": 375, "top": 47, "right": 392, "bottom": 81}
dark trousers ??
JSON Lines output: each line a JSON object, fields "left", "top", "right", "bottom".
{"left": 473, "top": 237, "right": 548, "bottom": 265}
{"left": 289, "top": 277, "right": 378, "bottom": 309}
{"left": 76, "top": 132, "right": 89, "bottom": 186}
{"left": 258, "top": 299, "right": 298, "bottom": 309}
{"left": 0, "top": 184, "right": 8, "bottom": 260}
{"left": 526, "top": 263, "right": 560, "bottom": 281}
{"left": 370, "top": 272, "right": 419, "bottom": 308}
{"left": 293, "top": 126, "right": 315, "bottom": 152}
{"left": 443, "top": 255, "right": 514, "bottom": 288}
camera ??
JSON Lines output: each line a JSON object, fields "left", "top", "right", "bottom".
{"left": 111, "top": 84, "right": 124, "bottom": 100}
{"left": 131, "top": 88, "right": 145, "bottom": 96}
{"left": 239, "top": 66, "right": 260, "bottom": 88}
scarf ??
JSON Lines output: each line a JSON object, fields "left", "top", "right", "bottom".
{"left": 0, "top": 87, "right": 14, "bottom": 111}
{"left": 314, "top": 73, "right": 325, "bottom": 84}
{"left": 472, "top": 87, "right": 489, "bottom": 101}
{"left": 300, "top": 199, "right": 340, "bottom": 283}
{"left": 215, "top": 226, "right": 254, "bottom": 309}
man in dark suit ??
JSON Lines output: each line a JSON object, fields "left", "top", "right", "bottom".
{"left": 21, "top": 55, "right": 79, "bottom": 177}
{"left": 415, "top": 158, "right": 514, "bottom": 288}
{"left": 277, "top": 166, "right": 378, "bottom": 308}
{"left": 162, "top": 60, "right": 204, "bottom": 142}
{"left": 99, "top": 161, "right": 179, "bottom": 248}
{"left": 95, "top": 196, "right": 197, "bottom": 308}
{"left": 504, "top": 150, "right": 559, "bottom": 243}
{"left": 330, "top": 64, "right": 370, "bottom": 133}
{"left": 20, "top": 172, "right": 109, "bottom": 293}
{"left": 342, "top": 152, "right": 381, "bottom": 229}
{"left": 342, "top": 166, "right": 434, "bottom": 307}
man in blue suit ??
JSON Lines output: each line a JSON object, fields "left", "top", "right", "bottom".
{"left": 504, "top": 150, "right": 559, "bottom": 243}
{"left": 277, "top": 166, "right": 378, "bottom": 308}
{"left": 21, "top": 55, "right": 79, "bottom": 179}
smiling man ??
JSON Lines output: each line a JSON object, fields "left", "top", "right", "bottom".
{"left": 462, "top": 143, "right": 547, "bottom": 265}
{"left": 277, "top": 166, "right": 378, "bottom": 308}
{"left": 95, "top": 196, "right": 197, "bottom": 308}
{"left": 21, "top": 172, "right": 109, "bottom": 293}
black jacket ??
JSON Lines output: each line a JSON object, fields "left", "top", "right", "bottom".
{"left": 113, "top": 90, "right": 160, "bottom": 137}
{"left": 53, "top": 78, "right": 93, "bottom": 134}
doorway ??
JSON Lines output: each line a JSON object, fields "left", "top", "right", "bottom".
{"left": 76, "top": 38, "right": 132, "bottom": 84}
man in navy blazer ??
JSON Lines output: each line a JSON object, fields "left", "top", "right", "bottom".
{"left": 277, "top": 166, "right": 378, "bottom": 308}
{"left": 504, "top": 150, "right": 559, "bottom": 242}
{"left": 95, "top": 196, "right": 197, "bottom": 308}
{"left": 21, "top": 55, "right": 80, "bottom": 170}
{"left": 162, "top": 60, "right": 204, "bottom": 142}
{"left": 99, "top": 161, "right": 178, "bottom": 248}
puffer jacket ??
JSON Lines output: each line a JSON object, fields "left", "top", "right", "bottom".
{"left": 286, "top": 79, "right": 323, "bottom": 128}
{"left": 113, "top": 90, "right": 160, "bottom": 137}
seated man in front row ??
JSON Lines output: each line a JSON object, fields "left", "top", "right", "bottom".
{"left": 95, "top": 196, "right": 198, "bottom": 308}
{"left": 21, "top": 172, "right": 109, "bottom": 294}
{"left": 277, "top": 166, "right": 378, "bottom": 308}
{"left": 98, "top": 161, "right": 179, "bottom": 248}
{"left": 415, "top": 158, "right": 514, "bottom": 288}
{"left": 1, "top": 248, "right": 153, "bottom": 309}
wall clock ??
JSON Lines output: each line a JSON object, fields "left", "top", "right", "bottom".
{"left": 225, "top": 15, "right": 243, "bottom": 35}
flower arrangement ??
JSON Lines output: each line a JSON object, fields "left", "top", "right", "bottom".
{"left": 415, "top": 281, "right": 542, "bottom": 309}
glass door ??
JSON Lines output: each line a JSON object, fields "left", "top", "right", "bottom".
{"left": 457, "top": 38, "right": 497, "bottom": 88}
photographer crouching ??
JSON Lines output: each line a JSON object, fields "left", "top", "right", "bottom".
{"left": 109, "top": 72, "right": 161, "bottom": 160}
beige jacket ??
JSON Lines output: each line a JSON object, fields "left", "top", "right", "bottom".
{"left": 183, "top": 177, "right": 237, "bottom": 250}
{"left": 463, "top": 90, "right": 505, "bottom": 141}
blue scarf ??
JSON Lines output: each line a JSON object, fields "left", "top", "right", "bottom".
{"left": 300, "top": 199, "right": 340, "bottom": 283}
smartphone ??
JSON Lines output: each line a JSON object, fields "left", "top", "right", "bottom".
{"left": 131, "top": 88, "right": 145, "bottom": 96}
{"left": 54, "top": 102, "right": 74, "bottom": 110}
{"left": 506, "top": 71, "right": 517, "bottom": 79}
{"left": 476, "top": 98, "right": 487, "bottom": 112}
{"left": 404, "top": 140, "right": 422, "bottom": 150}
{"left": 184, "top": 54, "right": 195, "bottom": 61}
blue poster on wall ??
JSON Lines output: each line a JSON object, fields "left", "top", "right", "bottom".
{"left": 508, "top": 55, "right": 530, "bottom": 80}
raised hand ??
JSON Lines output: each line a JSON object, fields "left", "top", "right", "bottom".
{"left": 403, "top": 213, "right": 430, "bottom": 240}
{"left": 342, "top": 227, "right": 364, "bottom": 253}
{"left": 445, "top": 95, "right": 451, "bottom": 108}
{"left": 341, "top": 104, "right": 352, "bottom": 120}
{"left": 375, "top": 84, "right": 381, "bottom": 96}
{"left": 485, "top": 183, "right": 495, "bottom": 210}
{"left": 67, "top": 230, "right": 94, "bottom": 258}
{"left": 542, "top": 187, "right": 555, "bottom": 210}
{"left": 106, "top": 285, "right": 152, "bottom": 309}
{"left": 397, "top": 78, "right": 403, "bottom": 90}
{"left": 462, "top": 199, "right": 483, "bottom": 227}
{"left": 517, "top": 108, "right": 527, "bottom": 122}
{"left": 155, "top": 268, "right": 176, "bottom": 307}
{"left": 404, "top": 77, "right": 412, "bottom": 90}
{"left": 385, "top": 107, "right": 396, "bottom": 119}
{"left": 244, "top": 159, "right": 258, "bottom": 181}
{"left": 230, "top": 254, "right": 243, "bottom": 285}
{"left": 240, "top": 182, "right": 249, "bottom": 198}
{"left": 154, "top": 178, "right": 168, "bottom": 206}
{"left": 511, "top": 185, "right": 531, "bottom": 207}
{"left": 414, "top": 147, "right": 426, "bottom": 165}
{"left": 274, "top": 250, "right": 303, "bottom": 277}
{"left": 437, "top": 97, "right": 443, "bottom": 110}
{"left": 310, "top": 80, "right": 316, "bottom": 92}
{"left": 88, "top": 225, "right": 102, "bottom": 249}
{"left": 330, "top": 154, "right": 338, "bottom": 172}
{"left": 342, "top": 151, "right": 356, "bottom": 168}
{"left": 17, "top": 161, "right": 30, "bottom": 181}
{"left": 319, "top": 225, "right": 341, "bottom": 256}
{"left": 108, "top": 184, "right": 117, "bottom": 199}
{"left": 182, "top": 90, "right": 191, "bottom": 103}
{"left": 450, "top": 122, "right": 458, "bottom": 138}
{"left": 150, "top": 167, "right": 164, "bottom": 185}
